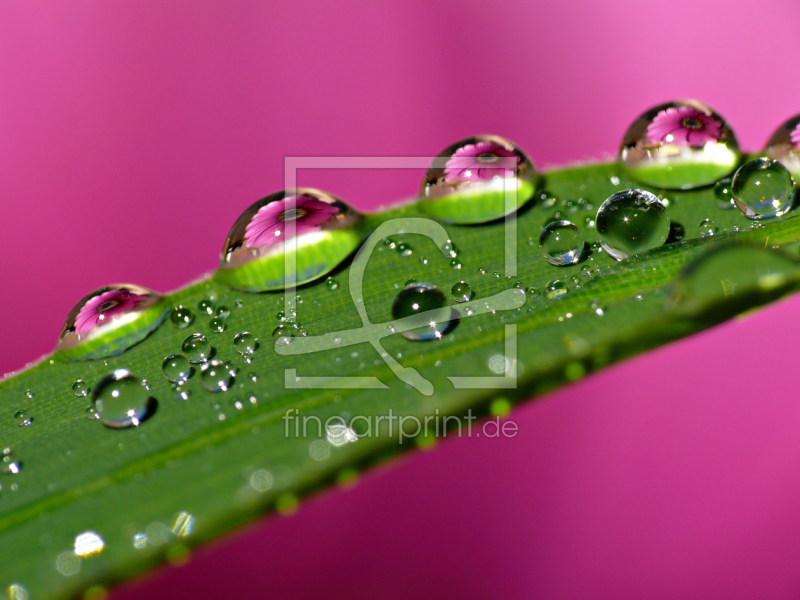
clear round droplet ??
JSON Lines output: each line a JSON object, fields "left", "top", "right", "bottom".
{"left": 72, "top": 379, "right": 90, "bottom": 397}
{"left": 182, "top": 333, "right": 212, "bottom": 364}
{"left": 764, "top": 114, "right": 800, "bottom": 179}
{"left": 201, "top": 360, "right": 235, "bottom": 393}
{"left": 215, "top": 306, "right": 231, "bottom": 319}
{"left": 619, "top": 100, "right": 740, "bottom": 189}
{"left": 595, "top": 189, "right": 671, "bottom": 261}
{"left": 731, "top": 158, "right": 795, "bottom": 219}
{"left": 57, "top": 284, "right": 166, "bottom": 360}
{"left": 545, "top": 280, "right": 569, "bottom": 299}
{"left": 92, "top": 369, "right": 151, "bottom": 429}
{"left": 162, "top": 354, "right": 192, "bottom": 384}
{"left": 216, "top": 188, "right": 363, "bottom": 292}
{"left": 171, "top": 306, "right": 195, "bottom": 329}
{"left": 325, "top": 277, "right": 339, "bottom": 290}
{"left": 391, "top": 284, "right": 454, "bottom": 341}
{"left": 14, "top": 410, "right": 32, "bottom": 427}
{"left": 451, "top": 281, "right": 475, "bottom": 303}
{"left": 538, "top": 220, "right": 585, "bottom": 266}
{"left": 698, "top": 219, "right": 719, "bottom": 237}
{"left": 233, "top": 332, "right": 258, "bottom": 355}
{"left": 198, "top": 299, "right": 215, "bottom": 315}
{"left": 209, "top": 317, "right": 226, "bottom": 334}
{"left": 421, "top": 135, "right": 537, "bottom": 223}
{"left": 272, "top": 322, "right": 306, "bottom": 339}
{"left": 714, "top": 177, "right": 734, "bottom": 209}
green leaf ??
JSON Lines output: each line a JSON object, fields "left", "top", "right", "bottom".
{"left": 1, "top": 158, "right": 799, "bottom": 599}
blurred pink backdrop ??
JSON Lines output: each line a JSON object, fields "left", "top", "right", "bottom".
{"left": 2, "top": 1, "right": 800, "bottom": 598}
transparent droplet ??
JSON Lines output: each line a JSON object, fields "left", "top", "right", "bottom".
{"left": 527, "top": 287, "right": 540, "bottom": 298}
{"left": 13, "top": 410, "right": 32, "bottom": 427}
{"left": 421, "top": 135, "right": 537, "bottom": 223}
{"left": 198, "top": 299, "right": 215, "bottom": 315}
{"left": 391, "top": 284, "right": 454, "bottom": 341}
{"left": 182, "top": 333, "right": 212, "bottom": 364}
{"left": 764, "top": 114, "right": 800, "bottom": 179}
{"left": 72, "top": 379, "right": 90, "bottom": 397}
{"left": 272, "top": 322, "right": 306, "bottom": 339}
{"left": 396, "top": 242, "right": 413, "bottom": 256}
{"left": 450, "top": 258, "right": 462, "bottom": 270}
{"left": 56, "top": 284, "right": 167, "bottom": 360}
{"left": 92, "top": 369, "right": 151, "bottom": 429}
{"left": 442, "top": 240, "right": 459, "bottom": 258}
{"left": 713, "top": 177, "right": 734, "bottom": 209}
{"left": 215, "top": 306, "right": 231, "bottom": 319}
{"left": 731, "top": 158, "right": 795, "bottom": 219}
{"left": 233, "top": 332, "right": 258, "bottom": 355}
{"left": 698, "top": 218, "right": 719, "bottom": 237}
{"left": 216, "top": 188, "right": 364, "bottom": 292}
{"left": 595, "top": 189, "right": 670, "bottom": 261}
{"left": 619, "top": 100, "right": 740, "bottom": 189}
{"left": 201, "top": 360, "right": 235, "bottom": 393}
{"left": 170, "top": 306, "right": 195, "bottom": 329}
{"left": 538, "top": 220, "right": 585, "bottom": 266}
{"left": 545, "top": 280, "right": 569, "bottom": 299}
{"left": 325, "top": 277, "right": 339, "bottom": 290}
{"left": 451, "top": 281, "right": 475, "bottom": 303}
{"left": 162, "top": 354, "right": 192, "bottom": 384}
{"left": 209, "top": 317, "right": 226, "bottom": 334}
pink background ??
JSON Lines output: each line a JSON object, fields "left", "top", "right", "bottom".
{"left": 2, "top": 2, "right": 800, "bottom": 598}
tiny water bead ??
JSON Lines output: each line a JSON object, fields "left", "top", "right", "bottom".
{"left": 182, "top": 333, "right": 212, "bottom": 364}
{"left": 545, "top": 280, "right": 569, "bottom": 299}
{"left": 713, "top": 177, "right": 734, "bottom": 209}
{"left": 233, "top": 332, "right": 258, "bottom": 355}
{"left": 14, "top": 410, "right": 32, "bottom": 427}
{"left": 72, "top": 379, "right": 90, "bottom": 397}
{"left": 392, "top": 284, "right": 455, "bottom": 341}
{"left": 170, "top": 306, "right": 195, "bottom": 329}
{"left": 209, "top": 317, "right": 226, "bottom": 334}
{"left": 595, "top": 189, "right": 670, "bottom": 261}
{"left": 618, "top": 100, "right": 740, "bottom": 189}
{"left": 56, "top": 284, "right": 168, "bottom": 360}
{"left": 92, "top": 370, "right": 152, "bottom": 429}
{"left": 420, "top": 135, "right": 537, "bottom": 223}
{"left": 162, "top": 354, "right": 192, "bottom": 384}
{"left": 215, "top": 188, "right": 364, "bottom": 292}
{"left": 731, "top": 158, "right": 795, "bottom": 219}
{"left": 764, "top": 114, "right": 800, "bottom": 178}
{"left": 198, "top": 299, "right": 215, "bottom": 315}
{"left": 215, "top": 306, "right": 231, "bottom": 319}
{"left": 325, "top": 277, "right": 339, "bottom": 291}
{"left": 698, "top": 219, "right": 719, "bottom": 237}
{"left": 538, "top": 220, "right": 585, "bottom": 266}
{"left": 201, "top": 360, "right": 235, "bottom": 393}
{"left": 451, "top": 281, "right": 475, "bottom": 303}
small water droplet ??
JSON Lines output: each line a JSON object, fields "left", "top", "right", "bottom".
{"left": 215, "top": 306, "right": 231, "bottom": 319}
{"left": 713, "top": 177, "right": 735, "bottom": 209}
{"left": 209, "top": 317, "right": 226, "bottom": 333}
{"left": 527, "top": 287, "right": 540, "bottom": 298}
{"left": 182, "top": 333, "right": 212, "bottom": 363}
{"left": 538, "top": 220, "right": 585, "bottom": 266}
{"left": 451, "top": 281, "right": 475, "bottom": 303}
{"left": 392, "top": 284, "right": 454, "bottom": 341}
{"left": 731, "top": 158, "right": 795, "bottom": 219}
{"left": 72, "top": 379, "right": 89, "bottom": 397}
{"left": 233, "top": 332, "right": 258, "bottom": 355}
{"left": 92, "top": 369, "right": 152, "bottom": 428}
{"left": 325, "top": 277, "right": 339, "bottom": 290}
{"left": 201, "top": 360, "right": 235, "bottom": 392}
{"left": 171, "top": 306, "right": 195, "bottom": 329}
{"left": 450, "top": 258, "right": 462, "bottom": 270}
{"left": 764, "top": 114, "right": 800, "bottom": 179}
{"left": 13, "top": 410, "right": 32, "bottom": 427}
{"left": 162, "top": 354, "right": 192, "bottom": 384}
{"left": 699, "top": 218, "right": 719, "bottom": 237}
{"left": 176, "top": 389, "right": 191, "bottom": 401}
{"left": 596, "top": 189, "right": 670, "bottom": 261}
{"left": 442, "top": 240, "right": 459, "bottom": 257}
{"left": 74, "top": 531, "right": 105, "bottom": 557}
{"left": 198, "top": 299, "right": 215, "bottom": 315}
{"left": 545, "top": 280, "right": 569, "bottom": 300}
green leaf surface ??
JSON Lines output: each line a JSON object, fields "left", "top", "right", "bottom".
{"left": 2, "top": 158, "right": 800, "bottom": 599}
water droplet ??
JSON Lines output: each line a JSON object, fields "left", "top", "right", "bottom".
{"left": 209, "top": 317, "right": 226, "bottom": 333}
{"left": 72, "top": 379, "right": 89, "bottom": 397}
{"left": 24, "top": 389, "right": 33, "bottom": 399}
{"left": 272, "top": 322, "right": 306, "bottom": 339}
{"left": 74, "top": 531, "right": 105, "bottom": 557}
{"left": 201, "top": 360, "right": 235, "bottom": 392}
{"left": 451, "top": 281, "right": 475, "bottom": 303}
{"left": 172, "top": 511, "right": 195, "bottom": 537}
{"left": 545, "top": 280, "right": 569, "bottom": 299}
{"left": 731, "top": 158, "right": 795, "bottom": 219}
{"left": 216, "top": 189, "right": 363, "bottom": 291}
{"left": 325, "top": 277, "right": 339, "bottom": 290}
{"left": 595, "top": 189, "right": 670, "bottom": 261}
{"left": 764, "top": 114, "right": 800, "bottom": 179}
{"left": 449, "top": 258, "right": 462, "bottom": 270}
{"left": 538, "top": 220, "right": 585, "bottom": 266}
{"left": 396, "top": 241, "right": 413, "bottom": 256}
{"left": 13, "top": 410, "right": 32, "bottom": 427}
{"left": 171, "top": 306, "right": 195, "bottom": 329}
{"left": 698, "top": 218, "right": 719, "bottom": 237}
{"left": 198, "top": 299, "right": 215, "bottom": 315}
{"left": 421, "top": 135, "right": 537, "bottom": 223}
{"left": 162, "top": 354, "right": 192, "bottom": 384}
{"left": 619, "top": 100, "right": 740, "bottom": 189}
{"left": 56, "top": 284, "right": 167, "bottom": 360}
{"left": 7, "top": 584, "right": 28, "bottom": 600}
{"left": 92, "top": 369, "right": 152, "bottom": 428}
{"left": 182, "top": 333, "right": 212, "bottom": 364}
{"left": 392, "top": 284, "right": 454, "bottom": 341}
{"left": 215, "top": 306, "right": 231, "bottom": 319}
{"left": 527, "top": 287, "right": 540, "bottom": 298}
{"left": 442, "top": 240, "right": 459, "bottom": 257}
{"left": 713, "top": 177, "right": 734, "bottom": 209}
{"left": 233, "top": 332, "right": 258, "bottom": 355}
{"left": 176, "top": 389, "right": 191, "bottom": 401}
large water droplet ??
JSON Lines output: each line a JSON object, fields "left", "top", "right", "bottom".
{"left": 538, "top": 220, "right": 585, "bottom": 266}
{"left": 392, "top": 284, "right": 454, "bottom": 341}
{"left": 182, "top": 333, "right": 212, "bottom": 364}
{"left": 451, "top": 281, "right": 475, "bottom": 303}
{"left": 595, "top": 189, "right": 670, "bottom": 261}
{"left": 731, "top": 158, "right": 795, "bottom": 219}
{"left": 92, "top": 369, "right": 152, "bottom": 428}
{"left": 201, "top": 360, "right": 235, "bottom": 392}
{"left": 421, "top": 135, "right": 537, "bottom": 223}
{"left": 764, "top": 114, "right": 800, "bottom": 179}
{"left": 619, "top": 100, "right": 740, "bottom": 189}
{"left": 233, "top": 332, "right": 258, "bottom": 355}
{"left": 56, "top": 284, "right": 168, "bottom": 360}
{"left": 215, "top": 188, "right": 363, "bottom": 291}
{"left": 170, "top": 306, "right": 194, "bottom": 329}
{"left": 162, "top": 354, "right": 192, "bottom": 384}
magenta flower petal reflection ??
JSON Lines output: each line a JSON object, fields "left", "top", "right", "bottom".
{"left": 764, "top": 114, "right": 800, "bottom": 179}
{"left": 216, "top": 188, "right": 364, "bottom": 292}
{"left": 619, "top": 100, "right": 740, "bottom": 189}
{"left": 57, "top": 284, "right": 167, "bottom": 361}
{"left": 421, "top": 135, "right": 537, "bottom": 224}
